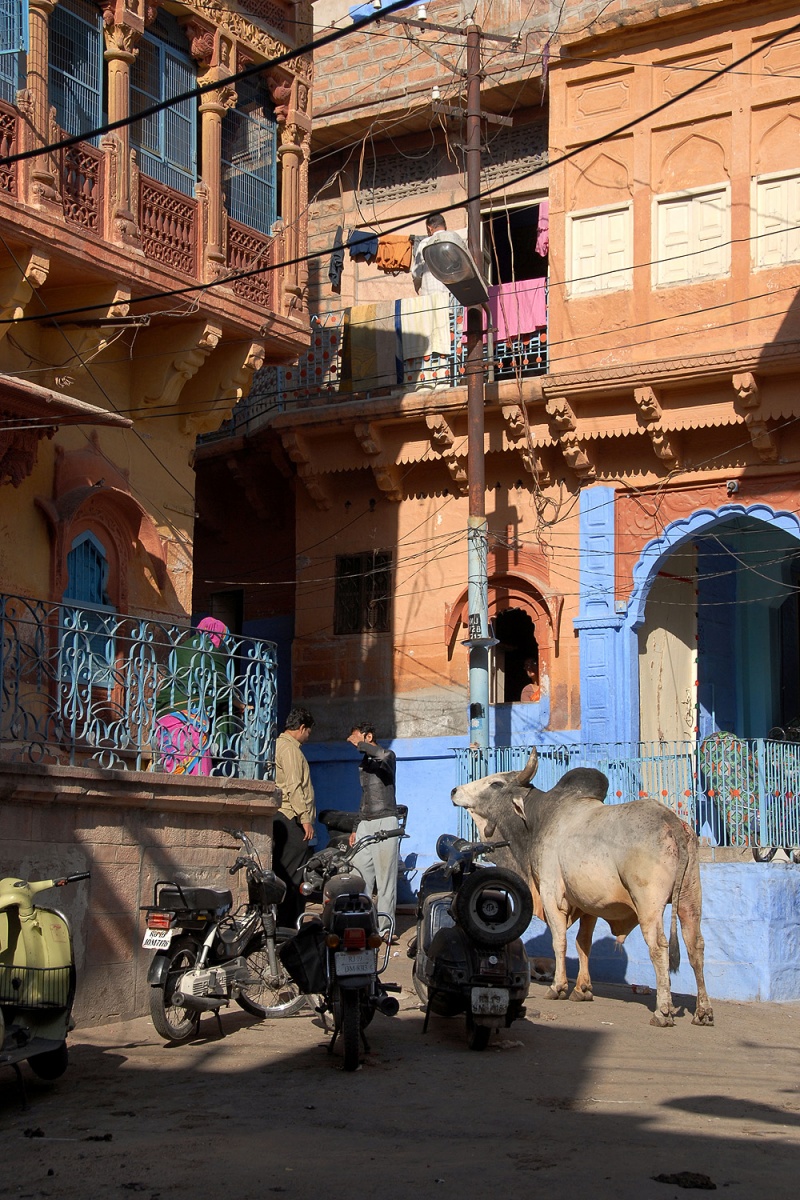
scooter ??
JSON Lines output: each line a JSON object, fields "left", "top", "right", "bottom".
{"left": 142, "top": 829, "right": 305, "bottom": 1042}
{"left": 279, "top": 826, "right": 405, "bottom": 1070}
{"left": 1, "top": 869, "right": 90, "bottom": 1082}
{"left": 410, "top": 834, "right": 533, "bottom": 1050}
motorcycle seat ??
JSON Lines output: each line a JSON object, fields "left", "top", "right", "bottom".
{"left": 156, "top": 886, "right": 233, "bottom": 913}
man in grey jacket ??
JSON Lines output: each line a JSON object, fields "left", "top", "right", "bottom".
{"left": 346, "top": 723, "right": 400, "bottom": 940}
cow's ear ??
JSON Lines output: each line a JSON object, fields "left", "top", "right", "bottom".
{"left": 512, "top": 795, "right": 528, "bottom": 824}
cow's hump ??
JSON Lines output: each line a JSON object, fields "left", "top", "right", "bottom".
{"left": 547, "top": 767, "right": 609, "bottom": 803}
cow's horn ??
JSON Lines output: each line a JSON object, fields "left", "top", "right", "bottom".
{"left": 515, "top": 748, "right": 539, "bottom": 787}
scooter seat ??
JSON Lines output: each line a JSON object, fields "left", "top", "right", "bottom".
{"left": 156, "top": 886, "right": 233, "bottom": 913}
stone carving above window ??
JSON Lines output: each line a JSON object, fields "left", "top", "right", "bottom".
{"left": 480, "top": 122, "right": 548, "bottom": 186}
{"left": 357, "top": 153, "right": 447, "bottom": 206}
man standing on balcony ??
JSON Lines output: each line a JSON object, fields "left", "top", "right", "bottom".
{"left": 411, "top": 212, "right": 450, "bottom": 295}
{"left": 273, "top": 707, "right": 316, "bottom": 926}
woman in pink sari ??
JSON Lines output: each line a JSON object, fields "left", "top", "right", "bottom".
{"left": 155, "top": 617, "right": 229, "bottom": 776}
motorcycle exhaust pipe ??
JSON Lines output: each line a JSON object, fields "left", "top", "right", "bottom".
{"left": 374, "top": 993, "right": 400, "bottom": 1017}
{"left": 172, "top": 992, "right": 226, "bottom": 1012}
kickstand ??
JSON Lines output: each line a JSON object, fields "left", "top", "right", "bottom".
{"left": 327, "top": 1026, "right": 339, "bottom": 1055}
{"left": 213, "top": 1010, "right": 225, "bottom": 1037}
{"left": 422, "top": 989, "right": 435, "bottom": 1034}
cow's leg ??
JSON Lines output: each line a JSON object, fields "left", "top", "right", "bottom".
{"left": 542, "top": 897, "right": 570, "bottom": 1000}
{"left": 570, "top": 914, "right": 597, "bottom": 1001}
{"left": 678, "top": 894, "right": 714, "bottom": 1027}
{"left": 639, "top": 912, "right": 675, "bottom": 1027}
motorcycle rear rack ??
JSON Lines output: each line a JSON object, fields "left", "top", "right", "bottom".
{"left": 0, "top": 965, "right": 72, "bottom": 1009}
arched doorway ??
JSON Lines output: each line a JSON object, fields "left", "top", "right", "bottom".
{"left": 492, "top": 607, "right": 538, "bottom": 703}
{"left": 633, "top": 509, "right": 800, "bottom": 741}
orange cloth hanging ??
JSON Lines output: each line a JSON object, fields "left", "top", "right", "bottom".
{"left": 375, "top": 234, "right": 413, "bottom": 274}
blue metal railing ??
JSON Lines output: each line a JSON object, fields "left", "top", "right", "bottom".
{"left": 453, "top": 740, "right": 800, "bottom": 849}
{"left": 0, "top": 594, "right": 277, "bottom": 778}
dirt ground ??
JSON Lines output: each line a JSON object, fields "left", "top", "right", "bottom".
{"left": 2, "top": 918, "right": 799, "bottom": 1200}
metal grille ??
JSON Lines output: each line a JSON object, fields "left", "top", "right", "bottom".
{"left": 65, "top": 532, "right": 108, "bottom": 606}
{"left": 131, "top": 16, "right": 196, "bottom": 197}
{"left": 48, "top": 0, "right": 102, "bottom": 139}
{"left": 222, "top": 78, "right": 277, "bottom": 235}
{"left": 333, "top": 551, "right": 392, "bottom": 635}
{"left": 0, "top": 964, "right": 72, "bottom": 1008}
{"left": 0, "top": 0, "right": 25, "bottom": 105}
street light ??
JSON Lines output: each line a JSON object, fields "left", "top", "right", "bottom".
{"left": 421, "top": 232, "right": 488, "bottom": 307}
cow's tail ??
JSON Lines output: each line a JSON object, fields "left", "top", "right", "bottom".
{"left": 669, "top": 825, "right": 689, "bottom": 974}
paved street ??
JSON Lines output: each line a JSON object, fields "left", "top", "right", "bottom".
{"left": 2, "top": 924, "right": 799, "bottom": 1200}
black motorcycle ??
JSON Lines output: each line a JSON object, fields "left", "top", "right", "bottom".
{"left": 410, "top": 834, "right": 533, "bottom": 1050}
{"left": 142, "top": 829, "right": 306, "bottom": 1042}
{"left": 279, "top": 826, "right": 405, "bottom": 1070}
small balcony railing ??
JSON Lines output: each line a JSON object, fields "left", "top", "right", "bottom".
{"left": 0, "top": 593, "right": 277, "bottom": 779}
{"left": 454, "top": 739, "right": 800, "bottom": 851}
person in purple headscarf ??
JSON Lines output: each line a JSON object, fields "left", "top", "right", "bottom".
{"left": 155, "top": 616, "right": 233, "bottom": 776}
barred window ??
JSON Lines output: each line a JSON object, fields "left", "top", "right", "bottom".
{"left": 334, "top": 551, "right": 392, "bottom": 635}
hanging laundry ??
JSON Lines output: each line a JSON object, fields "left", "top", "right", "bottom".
{"left": 488, "top": 279, "right": 547, "bottom": 342}
{"left": 339, "top": 301, "right": 400, "bottom": 394}
{"left": 347, "top": 229, "right": 379, "bottom": 262}
{"left": 376, "top": 234, "right": 413, "bottom": 274}
{"left": 328, "top": 226, "right": 345, "bottom": 293}
{"left": 535, "top": 199, "right": 549, "bottom": 257}
{"left": 397, "top": 293, "right": 451, "bottom": 359}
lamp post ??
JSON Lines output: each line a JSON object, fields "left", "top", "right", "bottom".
{"left": 422, "top": 24, "right": 493, "bottom": 760}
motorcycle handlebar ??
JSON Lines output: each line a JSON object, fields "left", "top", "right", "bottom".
{"left": 55, "top": 872, "right": 91, "bottom": 886}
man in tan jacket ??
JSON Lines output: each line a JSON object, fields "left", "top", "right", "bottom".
{"left": 273, "top": 707, "right": 316, "bottom": 926}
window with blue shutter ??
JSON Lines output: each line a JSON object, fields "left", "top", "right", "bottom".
{"left": 0, "top": 0, "right": 27, "bottom": 105}
{"left": 62, "top": 531, "right": 116, "bottom": 688}
{"left": 48, "top": 0, "right": 103, "bottom": 140}
{"left": 130, "top": 10, "right": 196, "bottom": 196}
{"left": 222, "top": 76, "right": 277, "bottom": 234}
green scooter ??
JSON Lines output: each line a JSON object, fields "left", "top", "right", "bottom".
{"left": 1, "top": 870, "right": 90, "bottom": 1082}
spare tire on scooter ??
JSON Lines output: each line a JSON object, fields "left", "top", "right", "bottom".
{"left": 453, "top": 867, "right": 533, "bottom": 947}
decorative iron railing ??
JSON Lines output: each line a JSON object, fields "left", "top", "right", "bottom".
{"left": 226, "top": 218, "right": 273, "bottom": 309}
{"left": 138, "top": 176, "right": 197, "bottom": 276}
{"left": 0, "top": 594, "right": 277, "bottom": 779}
{"left": 60, "top": 141, "right": 103, "bottom": 234}
{"left": 0, "top": 100, "right": 17, "bottom": 197}
{"left": 453, "top": 739, "right": 800, "bottom": 851}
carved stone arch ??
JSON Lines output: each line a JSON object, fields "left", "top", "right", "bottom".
{"left": 571, "top": 150, "right": 631, "bottom": 210}
{"left": 445, "top": 571, "right": 563, "bottom": 662}
{"left": 657, "top": 133, "right": 728, "bottom": 192}
{"left": 755, "top": 111, "right": 800, "bottom": 175}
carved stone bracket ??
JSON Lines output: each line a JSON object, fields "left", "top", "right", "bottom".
{"left": 501, "top": 404, "right": 525, "bottom": 444}
{"left": 354, "top": 421, "right": 382, "bottom": 457}
{"left": 134, "top": 322, "right": 223, "bottom": 409}
{"left": 279, "top": 429, "right": 313, "bottom": 469}
{"left": 371, "top": 464, "right": 402, "bottom": 502}
{"left": 633, "top": 386, "right": 680, "bottom": 468}
{"left": 426, "top": 413, "right": 455, "bottom": 452}
{"left": 545, "top": 396, "right": 595, "bottom": 481}
{"left": 732, "top": 371, "right": 778, "bottom": 462}
{"left": 296, "top": 466, "right": 331, "bottom": 511}
{"left": 0, "top": 251, "right": 50, "bottom": 342}
{"left": 225, "top": 453, "right": 270, "bottom": 522}
{"left": 180, "top": 340, "right": 266, "bottom": 436}
{"left": 443, "top": 454, "right": 469, "bottom": 495}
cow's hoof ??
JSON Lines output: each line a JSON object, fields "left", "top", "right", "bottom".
{"left": 649, "top": 1007, "right": 675, "bottom": 1028}
{"left": 547, "top": 986, "right": 568, "bottom": 1000}
{"left": 569, "top": 986, "right": 593, "bottom": 1002}
{"left": 692, "top": 1006, "right": 714, "bottom": 1026}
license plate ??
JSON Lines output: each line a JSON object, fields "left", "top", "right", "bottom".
{"left": 471, "top": 986, "right": 509, "bottom": 1016}
{"left": 142, "top": 927, "right": 177, "bottom": 950}
{"left": 335, "top": 949, "right": 375, "bottom": 977}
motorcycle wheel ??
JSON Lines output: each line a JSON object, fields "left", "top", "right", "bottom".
{"left": 341, "top": 987, "right": 361, "bottom": 1072}
{"left": 28, "top": 1044, "right": 69, "bottom": 1080}
{"left": 149, "top": 937, "right": 202, "bottom": 1042}
{"left": 412, "top": 963, "right": 428, "bottom": 1005}
{"left": 236, "top": 928, "right": 307, "bottom": 1018}
{"left": 466, "top": 1016, "right": 491, "bottom": 1052}
{"left": 454, "top": 867, "right": 534, "bottom": 948}
{"left": 752, "top": 846, "right": 778, "bottom": 863}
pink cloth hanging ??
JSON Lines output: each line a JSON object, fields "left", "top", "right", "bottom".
{"left": 487, "top": 279, "right": 547, "bottom": 341}
{"left": 535, "top": 199, "right": 549, "bottom": 256}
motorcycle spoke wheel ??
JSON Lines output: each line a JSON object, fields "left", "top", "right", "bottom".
{"left": 236, "top": 929, "right": 307, "bottom": 1019}
{"left": 149, "top": 938, "right": 201, "bottom": 1043}
{"left": 341, "top": 988, "right": 361, "bottom": 1072}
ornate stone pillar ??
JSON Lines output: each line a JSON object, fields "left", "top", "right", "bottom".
{"left": 101, "top": 2, "right": 146, "bottom": 245}
{"left": 186, "top": 23, "right": 237, "bottom": 279}
{"left": 23, "top": 0, "right": 59, "bottom": 209}
{"left": 269, "top": 72, "right": 311, "bottom": 314}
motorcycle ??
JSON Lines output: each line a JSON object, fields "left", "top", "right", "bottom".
{"left": 1, "top": 869, "right": 90, "bottom": 1082}
{"left": 142, "top": 828, "right": 306, "bottom": 1042}
{"left": 410, "top": 833, "right": 533, "bottom": 1050}
{"left": 279, "top": 826, "right": 405, "bottom": 1071}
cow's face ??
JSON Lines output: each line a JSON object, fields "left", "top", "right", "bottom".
{"left": 451, "top": 771, "right": 527, "bottom": 835}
